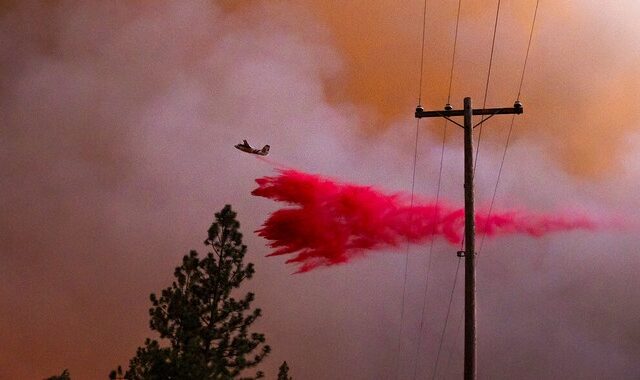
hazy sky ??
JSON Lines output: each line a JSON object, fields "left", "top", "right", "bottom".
{"left": 1, "top": 1, "right": 639, "bottom": 379}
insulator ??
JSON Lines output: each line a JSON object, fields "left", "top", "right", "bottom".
{"left": 514, "top": 100, "right": 523, "bottom": 109}
{"left": 444, "top": 103, "right": 453, "bottom": 111}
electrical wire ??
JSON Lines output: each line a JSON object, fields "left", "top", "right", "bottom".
{"left": 432, "top": 257, "right": 462, "bottom": 379}
{"left": 395, "top": 0, "right": 430, "bottom": 377}
{"left": 516, "top": 0, "right": 540, "bottom": 102}
{"left": 447, "top": 0, "right": 463, "bottom": 106}
{"left": 411, "top": 118, "right": 447, "bottom": 380}
{"left": 431, "top": 2, "right": 502, "bottom": 378}
{"left": 473, "top": 0, "right": 502, "bottom": 174}
{"left": 442, "top": 2, "right": 541, "bottom": 378}
{"left": 394, "top": 120, "right": 421, "bottom": 379}
{"left": 478, "top": 0, "right": 540, "bottom": 255}
{"left": 412, "top": 1, "right": 462, "bottom": 378}
{"left": 443, "top": 304, "right": 465, "bottom": 378}
{"left": 430, "top": 225, "right": 465, "bottom": 380}
{"left": 418, "top": 0, "right": 429, "bottom": 105}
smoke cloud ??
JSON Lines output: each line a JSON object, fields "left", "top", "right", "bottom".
{"left": 307, "top": 0, "right": 640, "bottom": 178}
{"left": 1, "top": 1, "right": 639, "bottom": 379}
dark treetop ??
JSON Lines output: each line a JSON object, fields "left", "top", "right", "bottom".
{"left": 111, "top": 205, "right": 270, "bottom": 380}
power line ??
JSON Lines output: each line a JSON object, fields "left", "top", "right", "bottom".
{"left": 442, "top": 3, "right": 540, "bottom": 377}
{"left": 394, "top": 119, "right": 421, "bottom": 379}
{"left": 443, "top": 306, "right": 465, "bottom": 378}
{"left": 473, "top": 0, "right": 502, "bottom": 174}
{"left": 418, "top": 0, "right": 429, "bottom": 105}
{"left": 478, "top": 0, "right": 540, "bottom": 255}
{"left": 413, "top": 0, "right": 462, "bottom": 377}
{"left": 395, "top": 0, "right": 430, "bottom": 377}
{"left": 434, "top": 3, "right": 503, "bottom": 372}
{"left": 447, "top": 0, "right": 463, "bottom": 106}
{"left": 516, "top": 0, "right": 540, "bottom": 101}
{"left": 432, "top": 257, "right": 462, "bottom": 379}
{"left": 430, "top": 231, "right": 465, "bottom": 380}
{"left": 411, "top": 0, "right": 536, "bottom": 377}
{"left": 411, "top": 117, "right": 447, "bottom": 380}
{"left": 431, "top": 1, "right": 503, "bottom": 378}
{"left": 430, "top": 232, "right": 465, "bottom": 379}
{"left": 415, "top": 100, "right": 523, "bottom": 380}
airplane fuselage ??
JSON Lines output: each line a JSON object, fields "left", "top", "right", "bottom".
{"left": 234, "top": 142, "right": 269, "bottom": 156}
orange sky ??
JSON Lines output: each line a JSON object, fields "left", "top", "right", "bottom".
{"left": 1, "top": 1, "right": 639, "bottom": 379}
{"left": 309, "top": 0, "right": 640, "bottom": 177}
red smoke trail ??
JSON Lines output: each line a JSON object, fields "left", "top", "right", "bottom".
{"left": 252, "top": 169, "right": 599, "bottom": 272}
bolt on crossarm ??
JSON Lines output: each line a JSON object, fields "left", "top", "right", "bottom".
{"left": 415, "top": 97, "right": 523, "bottom": 380}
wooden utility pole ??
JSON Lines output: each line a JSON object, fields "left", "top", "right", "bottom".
{"left": 462, "top": 97, "right": 477, "bottom": 380}
{"left": 415, "top": 97, "right": 523, "bottom": 380}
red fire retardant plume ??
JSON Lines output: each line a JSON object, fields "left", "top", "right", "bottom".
{"left": 252, "top": 169, "right": 598, "bottom": 272}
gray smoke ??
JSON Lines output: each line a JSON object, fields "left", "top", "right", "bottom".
{"left": 1, "top": 1, "right": 639, "bottom": 379}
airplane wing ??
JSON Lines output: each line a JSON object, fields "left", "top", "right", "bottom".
{"left": 235, "top": 144, "right": 252, "bottom": 153}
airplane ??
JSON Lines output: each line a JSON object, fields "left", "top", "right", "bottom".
{"left": 234, "top": 140, "right": 270, "bottom": 156}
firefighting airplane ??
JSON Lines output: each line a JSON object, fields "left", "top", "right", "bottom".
{"left": 234, "top": 140, "right": 270, "bottom": 156}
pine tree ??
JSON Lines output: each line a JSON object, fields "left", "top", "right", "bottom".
{"left": 44, "top": 369, "right": 71, "bottom": 380}
{"left": 111, "top": 205, "right": 270, "bottom": 379}
{"left": 277, "top": 361, "right": 292, "bottom": 380}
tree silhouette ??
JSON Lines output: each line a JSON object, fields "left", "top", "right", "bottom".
{"left": 277, "top": 361, "right": 292, "bottom": 380}
{"left": 44, "top": 369, "right": 71, "bottom": 380}
{"left": 111, "top": 205, "right": 270, "bottom": 379}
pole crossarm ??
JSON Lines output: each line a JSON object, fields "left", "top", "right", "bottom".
{"left": 414, "top": 101, "right": 523, "bottom": 126}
